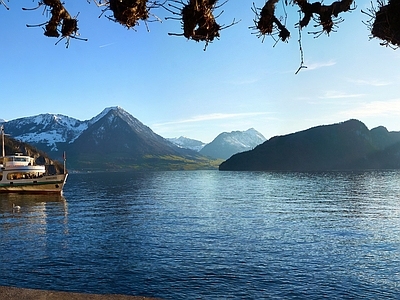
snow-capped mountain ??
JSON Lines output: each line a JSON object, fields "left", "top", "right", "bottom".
{"left": 0, "top": 113, "right": 87, "bottom": 152}
{"left": 0, "top": 107, "right": 140, "bottom": 154}
{"left": 69, "top": 106, "right": 185, "bottom": 157}
{"left": 168, "top": 136, "right": 206, "bottom": 151}
{"left": 0, "top": 107, "right": 211, "bottom": 170}
{"left": 199, "top": 128, "right": 266, "bottom": 159}
{"left": 0, "top": 107, "right": 265, "bottom": 169}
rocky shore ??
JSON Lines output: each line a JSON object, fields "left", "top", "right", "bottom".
{"left": 0, "top": 286, "right": 160, "bottom": 300}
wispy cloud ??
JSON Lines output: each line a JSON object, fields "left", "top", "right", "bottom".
{"left": 340, "top": 99, "right": 400, "bottom": 118}
{"left": 153, "top": 112, "right": 270, "bottom": 126}
{"left": 303, "top": 60, "right": 336, "bottom": 71}
{"left": 347, "top": 78, "right": 392, "bottom": 87}
{"left": 99, "top": 43, "right": 115, "bottom": 48}
{"left": 319, "top": 90, "right": 365, "bottom": 99}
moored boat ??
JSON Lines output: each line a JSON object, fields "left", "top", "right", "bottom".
{"left": 0, "top": 125, "right": 68, "bottom": 194}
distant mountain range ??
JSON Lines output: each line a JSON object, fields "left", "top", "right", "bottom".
{"left": 168, "top": 129, "right": 266, "bottom": 159}
{"left": 199, "top": 128, "right": 266, "bottom": 159}
{"left": 7, "top": 109, "right": 398, "bottom": 172}
{"left": 0, "top": 107, "right": 219, "bottom": 171}
{"left": 1, "top": 107, "right": 266, "bottom": 170}
{"left": 220, "top": 119, "right": 400, "bottom": 171}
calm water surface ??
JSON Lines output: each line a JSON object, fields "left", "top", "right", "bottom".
{"left": 1, "top": 170, "right": 400, "bottom": 299}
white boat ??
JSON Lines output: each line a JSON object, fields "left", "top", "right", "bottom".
{"left": 0, "top": 125, "right": 68, "bottom": 194}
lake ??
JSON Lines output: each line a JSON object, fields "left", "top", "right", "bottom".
{"left": 1, "top": 170, "right": 400, "bottom": 299}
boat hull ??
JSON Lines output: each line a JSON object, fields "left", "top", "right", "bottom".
{"left": 0, "top": 174, "right": 68, "bottom": 194}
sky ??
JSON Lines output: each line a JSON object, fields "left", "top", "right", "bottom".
{"left": 1, "top": 0, "right": 399, "bottom": 143}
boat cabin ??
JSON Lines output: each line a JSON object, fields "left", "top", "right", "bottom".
{"left": 0, "top": 153, "right": 45, "bottom": 182}
{"left": 0, "top": 125, "right": 68, "bottom": 193}
{"left": 3, "top": 153, "right": 35, "bottom": 167}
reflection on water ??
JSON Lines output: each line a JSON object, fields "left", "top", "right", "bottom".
{"left": 0, "top": 194, "right": 68, "bottom": 249}
{"left": 0, "top": 193, "right": 67, "bottom": 213}
{"left": 1, "top": 170, "right": 400, "bottom": 299}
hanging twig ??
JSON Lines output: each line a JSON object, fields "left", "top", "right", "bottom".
{"left": 295, "top": 11, "right": 307, "bottom": 74}
{"left": 0, "top": 0, "right": 9, "bottom": 10}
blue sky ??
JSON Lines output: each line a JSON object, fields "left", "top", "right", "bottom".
{"left": 1, "top": 0, "right": 399, "bottom": 143}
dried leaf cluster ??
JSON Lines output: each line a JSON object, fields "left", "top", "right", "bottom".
{"left": 251, "top": 0, "right": 355, "bottom": 43}
{"left": 23, "top": 0, "right": 87, "bottom": 47}
{"left": 363, "top": 0, "right": 400, "bottom": 48}
{"left": 165, "top": 0, "right": 238, "bottom": 49}
{"left": 251, "top": 0, "right": 290, "bottom": 42}
{"left": 93, "top": 0, "right": 156, "bottom": 29}
{"left": 2, "top": 0, "right": 399, "bottom": 50}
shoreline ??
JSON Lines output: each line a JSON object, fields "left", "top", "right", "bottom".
{"left": 0, "top": 286, "right": 160, "bottom": 300}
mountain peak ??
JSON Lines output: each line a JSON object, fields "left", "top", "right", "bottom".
{"left": 200, "top": 128, "right": 266, "bottom": 159}
{"left": 103, "top": 106, "right": 126, "bottom": 115}
{"left": 89, "top": 106, "right": 127, "bottom": 125}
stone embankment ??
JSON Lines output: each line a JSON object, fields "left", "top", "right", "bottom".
{"left": 0, "top": 286, "right": 161, "bottom": 300}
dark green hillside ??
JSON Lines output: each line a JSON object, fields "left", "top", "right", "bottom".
{"left": 370, "top": 126, "right": 400, "bottom": 150}
{"left": 219, "top": 120, "right": 400, "bottom": 171}
{"left": 361, "top": 142, "right": 400, "bottom": 169}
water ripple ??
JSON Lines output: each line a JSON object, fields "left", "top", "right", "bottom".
{"left": 1, "top": 170, "right": 400, "bottom": 299}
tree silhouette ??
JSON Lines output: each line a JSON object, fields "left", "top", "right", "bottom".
{"left": 2, "top": 0, "right": 400, "bottom": 50}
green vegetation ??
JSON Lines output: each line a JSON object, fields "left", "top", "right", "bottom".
{"left": 66, "top": 153, "right": 222, "bottom": 172}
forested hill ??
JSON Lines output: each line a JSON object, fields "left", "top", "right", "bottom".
{"left": 219, "top": 120, "right": 400, "bottom": 171}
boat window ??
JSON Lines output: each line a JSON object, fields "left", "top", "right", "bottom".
{"left": 7, "top": 172, "right": 43, "bottom": 180}
{"left": 14, "top": 157, "right": 30, "bottom": 162}
{"left": 5, "top": 157, "right": 30, "bottom": 162}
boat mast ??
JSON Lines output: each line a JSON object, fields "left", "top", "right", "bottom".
{"left": 1, "top": 125, "right": 4, "bottom": 158}
{"left": 63, "top": 151, "right": 66, "bottom": 174}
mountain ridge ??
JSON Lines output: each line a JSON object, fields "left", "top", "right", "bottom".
{"left": 168, "top": 128, "right": 266, "bottom": 158}
{"left": 5, "top": 110, "right": 400, "bottom": 172}
{"left": 1, "top": 107, "right": 220, "bottom": 171}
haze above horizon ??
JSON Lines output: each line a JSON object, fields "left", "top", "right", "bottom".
{"left": 1, "top": 1, "right": 399, "bottom": 143}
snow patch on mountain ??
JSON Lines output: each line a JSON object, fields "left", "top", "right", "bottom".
{"left": 2, "top": 113, "right": 89, "bottom": 151}
{"left": 17, "top": 131, "right": 67, "bottom": 151}
{"left": 168, "top": 136, "right": 206, "bottom": 151}
{"left": 223, "top": 128, "right": 266, "bottom": 148}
